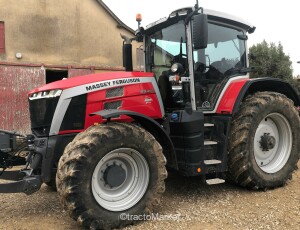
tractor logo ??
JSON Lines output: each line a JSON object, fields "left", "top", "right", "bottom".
{"left": 144, "top": 97, "right": 153, "bottom": 104}
{"left": 202, "top": 101, "right": 211, "bottom": 108}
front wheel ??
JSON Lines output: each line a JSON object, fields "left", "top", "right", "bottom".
{"left": 228, "top": 92, "right": 300, "bottom": 189}
{"left": 56, "top": 122, "right": 167, "bottom": 229}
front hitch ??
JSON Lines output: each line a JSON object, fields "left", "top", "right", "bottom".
{"left": 0, "top": 130, "right": 27, "bottom": 169}
{"left": 0, "top": 130, "right": 42, "bottom": 195}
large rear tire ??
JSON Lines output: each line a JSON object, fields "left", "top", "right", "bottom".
{"left": 228, "top": 92, "right": 300, "bottom": 189}
{"left": 56, "top": 122, "right": 167, "bottom": 229}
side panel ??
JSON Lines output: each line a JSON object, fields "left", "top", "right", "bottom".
{"left": 216, "top": 78, "right": 248, "bottom": 114}
{"left": 85, "top": 82, "right": 163, "bottom": 129}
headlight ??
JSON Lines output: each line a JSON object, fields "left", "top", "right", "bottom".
{"left": 29, "top": 89, "right": 62, "bottom": 100}
{"left": 171, "top": 63, "right": 179, "bottom": 73}
{"left": 171, "top": 63, "right": 183, "bottom": 74}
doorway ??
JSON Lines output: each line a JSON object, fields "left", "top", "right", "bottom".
{"left": 46, "top": 69, "right": 68, "bottom": 83}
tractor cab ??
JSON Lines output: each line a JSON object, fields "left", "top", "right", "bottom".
{"left": 143, "top": 7, "right": 255, "bottom": 112}
{"left": 139, "top": 7, "right": 256, "bottom": 176}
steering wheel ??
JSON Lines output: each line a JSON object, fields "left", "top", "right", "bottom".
{"left": 195, "top": 62, "right": 209, "bottom": 73}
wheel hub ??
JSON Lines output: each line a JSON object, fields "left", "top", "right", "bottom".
{"left": 92, "top": 148, "right": 150, "bottom": 212}
{"left": 259, "top": 133, "right": 276, "bottom": 151}
{"left": 103, "top": 164, "right": 126, "bottom": 188}
{"left": 254, "top": 113, "right": 292, "bottom": 173}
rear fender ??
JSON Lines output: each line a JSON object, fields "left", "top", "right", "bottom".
{"left": 233, "top": 78, "right": 300, "bottom": 115}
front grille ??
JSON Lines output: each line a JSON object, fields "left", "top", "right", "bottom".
{"left": 29, "top": 97, "right": 59, "bottom": 137}
{"left": 106, "top": 87, "right": 124, "bottom": 98}
{"left": 104, "top": 101, "right": 122, "bottom": 110}
{"left": 60, "top": 94, "right": 87, "bottom": 131}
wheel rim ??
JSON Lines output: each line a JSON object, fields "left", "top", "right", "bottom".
{"left": 91, "top": 148, "right": 150, "bottom": 211}
{"left": 254, "top": 113, "right": 292, "bottom": 173}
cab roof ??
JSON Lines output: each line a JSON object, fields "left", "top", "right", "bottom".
{"left": 145, "top": 7, "right": 255, "bottom": 34}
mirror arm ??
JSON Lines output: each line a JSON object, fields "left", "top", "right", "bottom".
{"left": 185, "top": 7, "right": 203, "bottom": 25}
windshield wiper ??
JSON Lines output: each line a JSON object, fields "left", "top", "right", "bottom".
{"left": 240, "top": 67, "right": 255, "bottom": 73}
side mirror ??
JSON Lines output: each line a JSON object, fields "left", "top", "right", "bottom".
{"left": 192, "top": 14, "right": 208, "bottom": 49}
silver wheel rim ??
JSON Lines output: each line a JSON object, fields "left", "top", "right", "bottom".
{"left": 91, "top": 148, "right": 150, "bottom": 211}
{"left": 254, "top": 113, "right": 292, "bottom": 173}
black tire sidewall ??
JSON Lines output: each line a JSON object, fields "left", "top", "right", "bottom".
{"left": 66, "top": 124, "right": 164, "bottom": 227}
{"left": 244, "top": 96, "right": 299, "bottom": 187}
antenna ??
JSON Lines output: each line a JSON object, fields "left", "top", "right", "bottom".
{"left": 195, "top": 0, "right": 199, "bottom": 9}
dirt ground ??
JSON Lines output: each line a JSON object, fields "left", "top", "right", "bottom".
{"left": 1, "top": 162, "right": 299, "bottom": 230}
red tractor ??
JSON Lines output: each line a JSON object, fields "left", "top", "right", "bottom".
{"left": 1, "top": 4, "right": 299, "bottom": 229}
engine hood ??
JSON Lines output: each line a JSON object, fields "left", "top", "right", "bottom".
{"left": 28, "top": 71, "right": 154, "bottom": 95}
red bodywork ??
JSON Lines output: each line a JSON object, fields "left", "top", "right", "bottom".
{"left": 84, "top": 81, "right": 163, "bottom": 131}
{"left": 216, "top": 78, "right": 248, "bottom": 114}
{"left": 29, "top": 72, "right": 163, "bottom": 135}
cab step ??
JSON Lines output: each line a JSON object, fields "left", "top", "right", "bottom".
{"left": 204, "top": 123, "right": 214, "bottom": 127}
{"left": 206, "top": 178, "right": 225, "bottom": 185}
{"left": 204, "top": 140, "right": 218, "bottom": 145}
{"left": 204, "top": 159, "right": 222, "bottom": 165}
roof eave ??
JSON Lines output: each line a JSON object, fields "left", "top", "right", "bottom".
{"left": 96, "top": 0, "right": 135, "bottom": 34}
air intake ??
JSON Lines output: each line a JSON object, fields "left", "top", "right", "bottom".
{"left": 106, "top": 87, "right": 124, "bottom": 98}
{"left": 104, "top": 101, "right": 122, "bottom": 110}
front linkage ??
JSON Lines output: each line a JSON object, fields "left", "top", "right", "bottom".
{"left": 0, "top": 130, "right": 42, "bottom": 194}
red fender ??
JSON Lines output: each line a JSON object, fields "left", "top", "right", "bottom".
{"left": 216, "top": 78, "right": 249, "bottom": 114}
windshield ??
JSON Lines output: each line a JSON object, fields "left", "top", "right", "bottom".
{"left": 194, "top": 23, "right": 246, "bottom": 75}
{"left": 193, "top": 22, "right": 247, "bottom": 109}
{"left": 145, "top": 20, "right": 187, "bottom": 78}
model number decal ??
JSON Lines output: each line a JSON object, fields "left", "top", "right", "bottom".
{"left": 85, "top": 78, "right": 141, "bottom": 92}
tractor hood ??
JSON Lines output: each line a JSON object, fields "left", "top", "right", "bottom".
{"left": 28, "top": 71, "right": 154, "bottom": 95}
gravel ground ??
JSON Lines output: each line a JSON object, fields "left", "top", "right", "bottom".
{"left": 0, "top": 162, "right": 299, "bottom": 230}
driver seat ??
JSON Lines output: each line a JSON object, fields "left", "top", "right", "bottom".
{"left": 157, "top": 71, "right": 173, "bottom": 108}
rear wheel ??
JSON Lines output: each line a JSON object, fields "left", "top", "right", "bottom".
{"left": 228, "top": 92, "right": 300, "bottom": 189}
{"left": 56, "top": 122, "right": 167, "bottom": 229}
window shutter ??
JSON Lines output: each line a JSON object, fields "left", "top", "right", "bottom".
{"left": 0, "top": 22, "right": 5, "bottom": 53}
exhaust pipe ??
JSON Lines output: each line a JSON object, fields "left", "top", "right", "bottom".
{"left": 121, "top": 34, "right": 133, "bottom": 72}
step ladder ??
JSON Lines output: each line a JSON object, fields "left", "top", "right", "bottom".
{"left": 206, "top": 178, "right": 225, "bottom": 185}
{"left": 204, "top": 159, "right": 222, "bottom": 165}
{"left": 204, "top": 140, "right": 218, "bottom": 145}
{"left": 204, "top": 123, "right": 217, "bottom": 146}
{"left": 204, "top": 123, "right": 214, "bottom": 127}
{"left": 203, "top": 122, "right": 225, "bottom": 185}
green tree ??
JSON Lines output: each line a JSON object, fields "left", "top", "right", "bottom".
{"left": 249, "top": 40, "right": 293, "bottom": 80}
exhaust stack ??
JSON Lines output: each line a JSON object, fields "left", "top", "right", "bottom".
{"left": 121, "top": 34, "right": 133, "bottom": 72}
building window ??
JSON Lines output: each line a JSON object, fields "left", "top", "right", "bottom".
{"left": 0, "top": 22, "right": 5, "bottom": 53}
